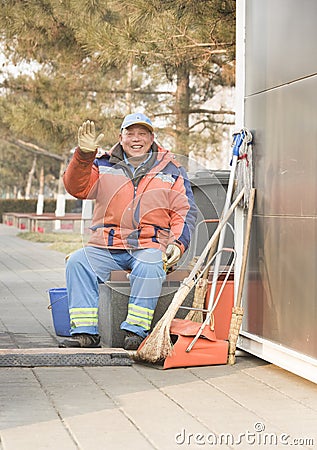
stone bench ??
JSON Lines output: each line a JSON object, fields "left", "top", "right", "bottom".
{"left": 98, "top": 269, "right": 194, "bottom": 348}
{"left": 2, "top": 212, "right": 90, "bottom": 233}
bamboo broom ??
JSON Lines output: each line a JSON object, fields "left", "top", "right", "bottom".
{"left": 136, "top": 188, "right": 245, "bottom": 363}
{"left": 184, "top": 277, "right": 208, "bottom": 323}
{"left": 227, "top": 188, "right": 256, "bottom": 365}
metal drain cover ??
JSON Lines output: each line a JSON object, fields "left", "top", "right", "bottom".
{"left": 0, "top": 347, "right": 132, "bottom": 367}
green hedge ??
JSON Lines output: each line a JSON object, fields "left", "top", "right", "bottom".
{"left": 0, "top": 199, "right": 80, "bottom": 222}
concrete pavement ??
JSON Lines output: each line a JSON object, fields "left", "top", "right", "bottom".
{"left": 0, "top": 224, "right": 316, "bottom": 449}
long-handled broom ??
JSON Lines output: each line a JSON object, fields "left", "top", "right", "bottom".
{"left": 136, "top": 188, "right": 245, "bottom": 363}
{"left": 185, "top": 128, "right": 252, "bottom": 325}
{"left": 227, "top": 187, "right": 256, "bottom": 364}
{"left": 203, "top": 129, "right": 253, "bottom": 329}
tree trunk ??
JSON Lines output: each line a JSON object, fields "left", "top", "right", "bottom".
{"left": 25, "top": 156, "right": 37, "bottom": 199}
{"left": 174, "top": 63, "right": 190, "bottom": 156}
{"left": 125, "top": 57, "right": 133, "bottom": 114}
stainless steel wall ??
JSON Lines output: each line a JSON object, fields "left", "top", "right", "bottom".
{"left": 243, "top": 0, "right": 317, "bottom": 358}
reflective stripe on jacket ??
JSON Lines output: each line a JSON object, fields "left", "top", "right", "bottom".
{"left": 63, "top": 142, "right": 197, "bottom": 254}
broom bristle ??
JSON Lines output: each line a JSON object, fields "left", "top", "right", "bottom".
{"left": 185, "top": 278, "right": 208, "bottom": 323}
{"left": 187, "top": 310, "right": 204, "bottom": 323}
{"left": 136, "top": 281, "right": 195, "bottom": 362}
{"left": 227, "top": 306, "right": 244, "bottom": 365}
{"left": 136, "top": 321, "right": 172, "bottom": 362}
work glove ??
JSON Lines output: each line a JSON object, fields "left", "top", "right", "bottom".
{"left": 164, "top": 243, "right": 181, "bottom": 269}
{"left": 78, "top": 120, "right": 104, "bottom": 153}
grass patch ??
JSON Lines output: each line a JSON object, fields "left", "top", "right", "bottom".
{"left": 17, "top": 232, "right": 85, "bottom": 254}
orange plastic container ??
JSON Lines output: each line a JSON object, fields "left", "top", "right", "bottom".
{"left": 206, "top": 279, "right": 234, "bottom": 340}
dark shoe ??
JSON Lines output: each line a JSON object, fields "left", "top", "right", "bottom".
{"left": 123, "top": 332, "right": 144, "bottom": 350}
{"left": 58, "top": 333, "right": 101, "bottom": 348}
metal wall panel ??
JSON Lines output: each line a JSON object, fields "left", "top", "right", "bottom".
{"left": 247, "top": 76, "right": 317, "bottom": 218}
{"left": 243, "top": 1, "right": 317, "bottom": 360}
{"left": 246, "top": 215, "right": 317, "bottom": 357}
{"left": 245, "top": 0, "right": 317, "bottom": 95}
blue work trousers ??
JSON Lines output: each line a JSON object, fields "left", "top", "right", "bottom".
{"left": 66, "top": 246, "right": 166, "bottom": 338}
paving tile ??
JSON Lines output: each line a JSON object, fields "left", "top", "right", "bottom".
{"left": 134, "top": 362, "right": 285, "bottom": 440}
{"left": 1, "top": 420, "right": 78, "bottom": 450}
{"left": 0, "top": 368, "right": 75, "bottom": 450}
{"left": 34, "top": 367, "right": 153, "bottom": 450}
{"left": 86, "top": 366, "right": 231, "bottom": 450}
{"left": 197, "top": 367, "right": 317, "bottom": 446}
{"left": 244, "top": 363, "right": 317, "bottom": 410}
{"left": 64, "top": 409, "right": 155, "bottom": 450}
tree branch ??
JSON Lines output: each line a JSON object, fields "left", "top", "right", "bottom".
{"left": 189, "top": 119, "right": 234, "bottom": 130}
{"left": 4, "top": 138, "right": 65, "bottom": 161}
{"left": 189, "top": 108, "right": 235, "bottom": 115}
{"left": 0, "top": 83, "right": 175, "bottom": 96}
{"left": 152, "top": 109, "right": 235, "bottom": 119}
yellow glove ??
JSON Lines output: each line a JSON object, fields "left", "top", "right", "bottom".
{"left": 78, "top": 120, "right": 104, "bottom": 153}
{"left": 165, "top": 243, "right": 181, "bottom": 269}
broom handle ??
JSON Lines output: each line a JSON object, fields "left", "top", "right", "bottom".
{"left": 161, "top": 189, "right": 245, "bottom": 322}
{"left": 235, "top": 188, "right": 256, "bottom": 308}
{"left": 186, "top": 188, "right": 245, "bottom": 283}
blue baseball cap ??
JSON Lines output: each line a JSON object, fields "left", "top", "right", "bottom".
{"left": 120, "top": 113, "right": 154, "bottom": 132}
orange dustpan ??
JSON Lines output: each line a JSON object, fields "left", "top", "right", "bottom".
{"left": 162, "top": 318, "right": 228, "bottom": 369}
{"left": 135, "top": 250, "right": 235, "bottom": 369}
{"left": 161, "top": 250, "right": 234, "bottom": 369}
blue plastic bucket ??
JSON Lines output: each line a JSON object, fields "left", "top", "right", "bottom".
{"left": 48, "top": 288, "right": 71, "bottom": 337}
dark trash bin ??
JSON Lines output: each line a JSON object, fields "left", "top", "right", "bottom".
{"left": 187, "top": 170, "right": 233, "bottom": 262}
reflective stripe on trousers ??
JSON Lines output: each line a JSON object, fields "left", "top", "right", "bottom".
{"left": 125, "top": 304, "right": 154, "bottom": 331}
{"left": 69, "top": 307, "right": 98, "bottom": 329}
